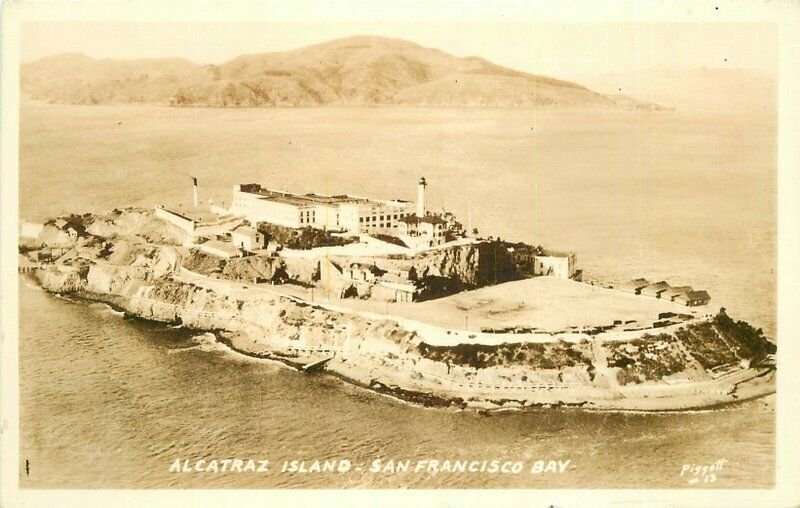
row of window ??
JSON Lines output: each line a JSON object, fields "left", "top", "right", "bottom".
{"left": 299, "top": 210, "right": 316, "bottom": 224}
{"left": 358, "top": 211, "right": 410, "bottom": 224}
{"left": 363, "top": 223, "right": 400, "bottom": 229}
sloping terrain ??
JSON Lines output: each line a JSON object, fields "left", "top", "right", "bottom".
{"left": 22, "top": 36, "right": 635, "bottom": 108}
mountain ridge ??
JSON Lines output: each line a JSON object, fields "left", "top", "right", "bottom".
{"left": 21, "top": 35, "right": 658, "bottom": 109}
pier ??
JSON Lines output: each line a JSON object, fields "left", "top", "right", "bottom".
{"left": 18, "top": 254, "right": 40, "bottom": 274}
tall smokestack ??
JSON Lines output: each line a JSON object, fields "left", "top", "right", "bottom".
{"left": 416, "top": 177, "right": 427, "bottom": 218}
{"left": 192, "top": 177, "right": 198, "bottom": 208}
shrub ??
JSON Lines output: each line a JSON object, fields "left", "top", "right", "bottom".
{"left": 605, "top": 334, "right": 688, "bottom": 384}
{"left": 673, "top": 323, "right": 735, "bottom": 369}
{"left": 713, "top": 310, "right": 776, "bottom": 361}
{"left": 417, "top": 341, "right": 592, "bottom": 370}
{"left": 373, "top": 234, "right": 408, "bottom": 248}
{"left": 257, "top": 223, "right": 358, "bottom": 250}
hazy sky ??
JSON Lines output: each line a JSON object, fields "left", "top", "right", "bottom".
{"left": 21, "top": 21, "right": 776, "bottom": 80}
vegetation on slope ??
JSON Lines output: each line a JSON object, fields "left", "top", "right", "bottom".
{"left": 712, "top": 310, "right": 776, "bottom": 363}
{"left": 373, "top": 233, "right": 408, "bottom": 248}
{"left": 257, "top": 223, "right": 358, "bottom": 250}
{"left": 417, "top": 341, "right": 593, "bottom": 370}
{"left": 183, "top": 250, "right": 224, "bottom": 275}
{"left": 674, "top": 322, "right": 739, "bottom": 370}
{"left": 605, "top": 334, "right": 689, "bottom": 385}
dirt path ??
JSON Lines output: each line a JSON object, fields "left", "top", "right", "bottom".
{"left": 591, "top": 338, "right": 620, "bottom": 389}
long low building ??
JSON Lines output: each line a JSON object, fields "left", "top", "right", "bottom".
{"left": 229, "top": 183, "right": 415, "bottom": 234}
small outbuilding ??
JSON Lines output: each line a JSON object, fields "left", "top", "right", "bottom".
{"left": 533, "top": 251, "right": 578, "bottom": 279}
{"left": 674, "top": 290, "right": 711, "bottom": 307}
{"left": 348, "top": 262, "right": 381, "bottom": 282}
{"left": 618, "top": 278, "right": 651, "bottom": 295}
{"left": 398, "top": 214, "right": 447, "bottom": 247}
{"left": 640, "top": 281, "right": 670, "bottom": 298}
{"left": 231, "top": 226, "right": 265, "bottom": 251}
{"left": 375, "top": 271, "right": 418, "bottom": 302}
{"left": 661, "top": 286, "right": 693, "bottom": 302}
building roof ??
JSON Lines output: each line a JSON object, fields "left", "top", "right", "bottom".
{"left": 240, "top": 184, "right": 371, "bottom": 207}
{"left": 321, "top": 259, "right": 343, "bottom": 275}
{"left": 540, "top": 249, "right": 574, "bottom": 258}
{"left": 379, "top": 272, "right": 415, "bottom": 285}
{"left": 257, "top": 193, "right": 318, "bottom": 207}
{"left": 156, "top": 206, "right": 196, "bottom": 223}
{"left": 682, "top": 290, "right": 711, "bottom": 300}
{"left": 662, "top": 286, "right": 693, "bottom": 298}
{"left": 618, "top": 279, "right": 651, "bottom": 291}
{"left": 54, "top": 218, "right": 68, "bottom": 229}
{"left": 399, "top": 214, "right": 447, "bottom": 226}
{"left": 200, "top": 240, "right": 242, "bottom": 256}
{"left": 232, "top": 227, "right": 260, "bottom": 239}
{"left": 640, "top": 281, "right": 670, "bottom": 295}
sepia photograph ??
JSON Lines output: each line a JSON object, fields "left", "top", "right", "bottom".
{"left": 2, "top": 0, "right": 800, "bottom": 506}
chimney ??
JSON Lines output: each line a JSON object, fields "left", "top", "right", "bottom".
{"left": 192, "top": 177, "right": 198, "bottom": 208}
{"left": 416, "top": 177, "right": 427, "bottom": 218}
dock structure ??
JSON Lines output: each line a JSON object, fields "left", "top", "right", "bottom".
{"left": 301, "top": 356, "right": 335, "bottom": 373}
{"left": 18, "top": 254, "right": 40, "bottom": 274}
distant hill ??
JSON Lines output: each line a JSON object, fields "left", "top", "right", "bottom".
{"left": 21, "top": 36, "right": 659, "bottom": 109}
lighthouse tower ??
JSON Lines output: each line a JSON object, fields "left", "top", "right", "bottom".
{"left": 416, "top": 177, "right": 427, "bottom": 218}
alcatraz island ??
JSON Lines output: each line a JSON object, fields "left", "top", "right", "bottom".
{"left": 19, "top": 176, "right": 776, "bottom": 411}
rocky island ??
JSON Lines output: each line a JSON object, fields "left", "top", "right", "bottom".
{"left": 18, "top": 178, "right": 776, "bottom": 411}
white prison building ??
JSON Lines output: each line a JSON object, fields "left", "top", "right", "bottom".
{"left": 229, "top": 183, "right": 417, "bottom": 234}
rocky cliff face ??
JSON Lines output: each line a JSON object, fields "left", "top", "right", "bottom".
{"left": 191, "top": 241, "right": 523, "bottom": 294}
{"left": 30, "top": 252, "right": 776, "bottom": 410}
{"left": 413, "top": 241, "right": 519, "bottom": 287}
{"left": 23, "top": 208, "right": 775, "bottom": 410}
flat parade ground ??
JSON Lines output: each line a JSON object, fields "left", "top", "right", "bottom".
{"left": 276, "top": 276, "right": 703, "bottom": 332}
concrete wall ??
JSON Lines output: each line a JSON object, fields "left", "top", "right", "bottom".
{"left": 313, "top": 204, "right": 341, "bottom": 230}
{"left": 337, "top": 203, "right": 361, "bottom": 233}
{"left": 154, "top": 206, "right": 196, "bottom": 234}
